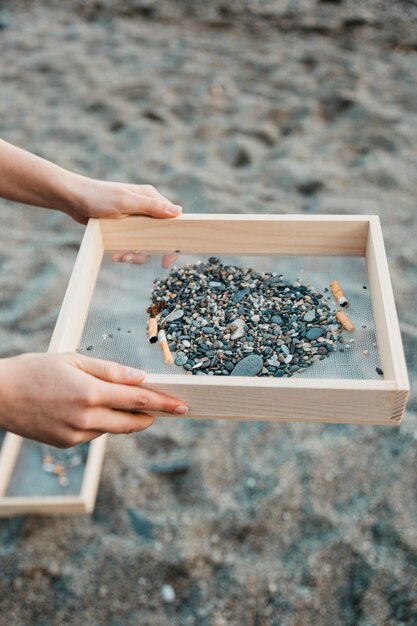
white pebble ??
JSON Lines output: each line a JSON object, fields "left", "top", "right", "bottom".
{"left": 161, "top": 584, "right": 176, "bottom": 603}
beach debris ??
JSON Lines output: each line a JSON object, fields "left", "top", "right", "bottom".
{"left": 149, "top": 258, "right": 340, "bottom": 377}
{"left": 147, "top": 301, "right": 165, "bottom": 344}
{"left": 330, "top": 280, "right": 349, "bottom": 308}
{"left": 376, "top": 367, "right": 384, "bottom": 376}
{"left": 336, "top": 310, "right": 355, "bottom": 333}
{"left": 147, "top": 317, "right": 158, "bottom": 344}
{"left": 158, "top": 329, "right": 173, "bottom": 365}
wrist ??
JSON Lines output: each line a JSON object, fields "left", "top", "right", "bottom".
{"left": 54, "top": 170, "right": 92, "bottom": 221}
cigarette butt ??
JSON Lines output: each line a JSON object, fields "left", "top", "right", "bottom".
{"left": 330, "top": 280, "right": 349, "bottom": 308}
{"left": 148, "top": 317, "right": 158, "bottom": 344}
{"left": 158, "top": 329, "right": 173, "bottom": 365}
{"left": 336, "top": 310, "right": 355, "bottom": 333}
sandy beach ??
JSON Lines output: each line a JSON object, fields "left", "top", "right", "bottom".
{"left": 0, "top": 1, "right": 417, "bottom": 624}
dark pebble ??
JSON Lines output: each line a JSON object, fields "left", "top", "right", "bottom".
{"left": 147, "top": 455, "right": 190, "bottom": 475}
{"left": 232, "top": 288, "right": 250, "bottom": 303}
{"left": 306, "top": 327, "right": 324, "bottom": 340}
{"left": 127, "top": 508, "right": 153, "bottom": 539}
{"left": 376, "top": 367, "right": 384, "bottom": 376}
{"left": 230, "top": 354, "right": 263, "bottom": 376}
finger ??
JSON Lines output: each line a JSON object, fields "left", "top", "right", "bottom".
{"left": 76, "top": 356, "right": 146, "bottom": 386}
{"left": 162, "top": 253, "right": 178, "bottom": 269}
{"left": 97, "top": 381, "right": 187, "bottom": 415}
{"left": 124, "top": 192, "right": 182, "bottom": 219}
{"left": 84, "top": 408, "right": 155, "bottom": 435}
{"left": 113, "top": 251, "right": 150, "bottom": 265}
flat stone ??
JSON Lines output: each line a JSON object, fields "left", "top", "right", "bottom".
{"left": 127, "top": 508, "right": 153, "bottom": 539}
{"left": 201, "top": 326, "right": 215, "bottom": 334}
{"left": 168, "top": 309, "right": 184, "bottom": 321}
{"left": 209, "top": 281, "right": 225, "bottom": 290}
{"left": 232, "top": 288, "right": 250, "bottom": 303}
{"left": 230, "top": 354, "right": 263, "bottom": 376}
{"left": 147, "top": 455, "right": 190, "bottom": 476}
{"left": 303, "top": 309, "right": 316, "bottom": 322}
{"left": 306, "top": 327, "right": 324, "bottom": 340}
{"left": 271, "top": 315, "right": 284, "bottom": 324}
{"left": 175, "top": 353, "right": 188, "bottom": 366}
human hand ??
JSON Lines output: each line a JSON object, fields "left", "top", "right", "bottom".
{"left": 66, "top": 177, "right": 182, "bottom": 225}
{"left": 111, "top": 250, "right": 178, "bottom": 270}
{"left": 0, "top": 353, "right": 188, "bottom": 448}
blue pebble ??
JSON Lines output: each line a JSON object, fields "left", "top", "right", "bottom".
{"left": 232, "top": 288, "right": 250, "bottom": 303}
{"left": 306, "top": 327, "right": 324, "bottom": 340}
{"left": 230, "top": 355, "right": 263, "bottom": 376}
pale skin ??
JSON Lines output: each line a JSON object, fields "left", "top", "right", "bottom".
{"left": 0, "top": 139, "right": 188, "bottom": 447}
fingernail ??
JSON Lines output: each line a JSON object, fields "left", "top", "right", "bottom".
{"left": 123, "top": 254, "right": 134, "bottom": 262}
{"left": 174, "top": 405, "right": 188, "bottom": 415}
{"left": 126, "top": 368, "right": 146, "bottom": 380}
{"left": 165, "top": 205, "right": 182, "bottom": 215}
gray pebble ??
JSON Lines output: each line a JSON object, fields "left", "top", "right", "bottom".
{"left": 232, "top": 288, "right": 250, "bottom": 303}
{"left": 306, "top": 327, "right": 324, "bottom": 340}
{"left": 303, "top": 309, "right": 316, "bottom": 322}
{"left": 230, "top": 354, "right": 263, "bottom": 376}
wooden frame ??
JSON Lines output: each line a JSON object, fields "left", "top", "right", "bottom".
{"left": 0, "top": 215, "right": 409, "bottom": 517}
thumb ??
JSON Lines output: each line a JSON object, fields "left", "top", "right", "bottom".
{"left": 77, "top": 356, "right": 146, "bottom": 385}
{"left": 129, "top": 194, "right": 182, "bottom": 219}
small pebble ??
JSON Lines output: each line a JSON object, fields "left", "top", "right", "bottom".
{"left": 306, "top": 327, "right": 324, "bottom": 340}
{"left": 230, "top": 354, "right": 263, "bottom": 376}
{"left": 376, "top": 367, "right": 384, "bottom": 376}
{"left": 303, "top": 310, "right": 315, "bottom": 322}
{"left": 161, "top": 584, "right": 176, "bottom": 603}
{"left": 167, "top": 308, "right": 184, "bottom": 322}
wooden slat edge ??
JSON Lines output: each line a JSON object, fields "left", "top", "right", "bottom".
{"left": 80, "top": 435, "right": 108, "bottom": 513}
{"left": 0, "top": 496, "right": 87, "bottom": 518}
{"left": 366, "top": 216, "right": 410, "bottom": 395}
{"left": 0, "top": 433, "right": 23, "bottom": 496}
{"left": 100, "top": 214, "right": 370, "bottom": 256}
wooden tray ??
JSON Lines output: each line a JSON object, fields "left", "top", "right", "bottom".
{"left": 0, "top": 214, "right": 409, "bottom": 517}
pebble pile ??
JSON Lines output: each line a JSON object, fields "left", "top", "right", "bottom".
{"left": 150, "top": 258, "right": 339, "bottom": 377}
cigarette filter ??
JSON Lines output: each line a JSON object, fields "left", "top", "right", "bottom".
{"left": 147, "top": 317, "right": 158, "bottom": 344}
{"left": 336, "top": 310, "right": 355, "bottom": 333}
{"left": 330, "top": 280, "right": 349, "bottom": 308}
{"left": 158, "top": 329, "right": 173, "bottom": 365}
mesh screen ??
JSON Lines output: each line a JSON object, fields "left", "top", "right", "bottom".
{"left": 78, "top": 253, "right": 381, "bottom": 380}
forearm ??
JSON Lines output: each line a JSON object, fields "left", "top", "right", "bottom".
{"left": 0, "top": 138, "right": 85, "bottom": 213}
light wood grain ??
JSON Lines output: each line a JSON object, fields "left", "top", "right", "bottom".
{"left": 0, "top": 496, "right": 88, "bottom": 518}
{"left": 0, "top": 433, "right": 22, "bottom": 497}
{"left": 141, "top": 376, "right": 402, "bottom": 424}
{"left": 366, "top": 216, "right": 409, "bottom": 419}
{"left": 100, "top": 214, "right": 370, "bottom": 256}
{"left": 81, "top": 435, "right": 108, "bottom": 513}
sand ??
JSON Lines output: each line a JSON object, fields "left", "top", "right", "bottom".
{"left": 0, "top": 1, "right": 417, "bottom": 624}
